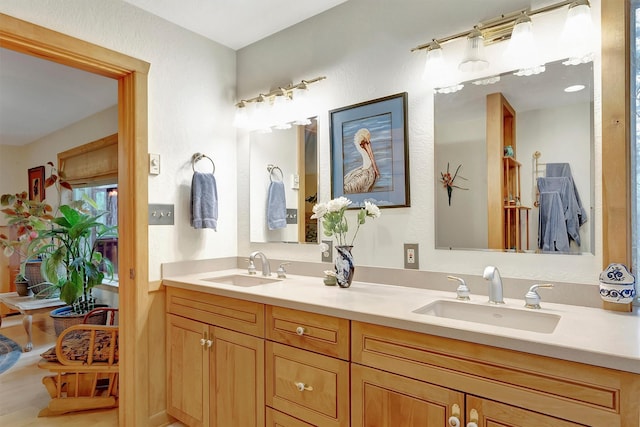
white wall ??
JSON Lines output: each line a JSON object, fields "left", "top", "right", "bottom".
{"left": 237, "top": 0, "right": 603, "bottom": 285}
{"left": 0, "top": 0, "right": 238, "bottom": 281}
{"left": 435, "top": 117, "right": 487, "bottom": 250}
{"left": 0, "top": 145, "right": 28, "bottom": 225}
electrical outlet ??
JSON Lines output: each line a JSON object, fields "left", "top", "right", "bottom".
{"left": 321, "top": 240, "right": 333, "bottom": 263}
{"left": 404, "top": 243, "right": 419, "bottom": 269}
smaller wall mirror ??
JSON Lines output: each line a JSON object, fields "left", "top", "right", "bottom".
{"left": 250, "top": 118, "right": 318, "bottom": 243}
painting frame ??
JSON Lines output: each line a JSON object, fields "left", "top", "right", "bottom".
{"left": 28, "top": 166, "right": 45, "bottom": 202}
{"left": 329, "top": 92, "right": 410, "bottom": 208}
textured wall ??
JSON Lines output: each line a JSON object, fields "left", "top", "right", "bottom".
{"left": 0, "top": 0, "right": 238, "bottom": 281}
{"left": 237, "top": 0, "right": 604, "bottom": 285}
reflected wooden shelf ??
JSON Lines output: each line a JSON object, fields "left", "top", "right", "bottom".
{"left": 503, "top": 205, "right": 531, "bottom": 251}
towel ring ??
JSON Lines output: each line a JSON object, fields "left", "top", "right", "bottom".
{"left": 192, "top": 153, "right": 215, "bottom": 174}
{"left": 267, "top": 164, "right": 283, "bottom": 182}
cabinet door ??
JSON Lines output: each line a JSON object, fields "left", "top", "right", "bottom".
{"left": 167, "top": 314, "right": 210, "bottom": 427}
{"left": 210, "top": 326, "right": 265, "bottom": 427}
{"left": 466, "top": 396, "right": 587, "bottom": 427}
{"left": 352, "top": 364, "right": 464, "bottom": 427}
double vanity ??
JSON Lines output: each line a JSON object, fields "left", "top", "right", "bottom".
{"left": 163, "top": 265, "right": 640, "bottom": 427}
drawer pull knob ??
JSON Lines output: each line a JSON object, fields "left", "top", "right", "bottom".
{"left": 448, "top": 417, "right": 460, "bottom": 427}
{"left": 295, "top": 326, "right": 306, "bottom": 336}
{"left": 294, "top": 381, "right": 313, "bottom": 392}
{"left": 206, "top": 339, "right": 213, "bottom": 348}
{"left": 200, "top": 338, "right": 206, "bottom": 347}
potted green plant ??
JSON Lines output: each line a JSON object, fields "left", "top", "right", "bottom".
{"left": 1, "top": 163, "right": 71, "bottom": 296}
{"left": 24, "top": 201, "right": 117, "bottom": 334}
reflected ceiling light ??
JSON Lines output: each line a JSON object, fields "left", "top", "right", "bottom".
{"left": 459, "top": 28, "right": 489, "bottom": 72}
{"left": 564, "top": 84, "right": 585, "bottom": 92}
{"left": 472, "top": 76, "right": 501, "bottom": 86}
{"left": 434, "top": 84, "right": 464, "bottom": 94}
{"left": 561, "top": 0, "right": 594, "bottom": 65}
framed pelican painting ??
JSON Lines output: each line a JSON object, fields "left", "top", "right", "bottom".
{"left": 329, "top": 92, "right": 410, "bottom": 208}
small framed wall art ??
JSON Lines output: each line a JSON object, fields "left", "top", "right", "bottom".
{"left": 28, "top": 165, "right": 45, "bottom": 202}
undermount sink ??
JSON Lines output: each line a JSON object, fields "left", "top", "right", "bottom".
{"left": 412, "top": 300, "right": 560, "bottom": 334}
{"left": 202, "top": 274, "right": 282, "bottom": 287}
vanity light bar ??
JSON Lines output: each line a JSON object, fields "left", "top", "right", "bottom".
{"left": 235, "top": 76, "right": 326, "bottom": 108}
{"left": 411, "top": 0, "right": 587, "bottom": 52}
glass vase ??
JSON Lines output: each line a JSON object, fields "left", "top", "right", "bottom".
{"left": 334, "top": 245, "right": 355, "bottom": 288}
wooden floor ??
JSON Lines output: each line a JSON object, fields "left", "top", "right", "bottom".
{"left": 0, "top": 313, "right": 118, "bottom": 426}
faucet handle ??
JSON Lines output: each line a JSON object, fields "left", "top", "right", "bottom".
{"left": 525, "top": 283, "right": 553, "bottom": 309}
{"left": 246, "top": 258, "right": 257, "bottom": 275}
{"left": 447, "top": 275, "right": 471, "bottom": 301}
{"left": 277, "top": 262, "right": 291, "bottom": 278}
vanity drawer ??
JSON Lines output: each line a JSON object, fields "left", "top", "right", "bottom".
{"left": 166, "top": 287, "right": 264, "bottom": 337}
{"left": 266, "top": 341, "right": 349, "bottom": 427}
{"left": 266, "top": 305, "right": 350, "bottom": 360}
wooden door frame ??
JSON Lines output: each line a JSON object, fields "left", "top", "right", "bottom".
{"left": 0, "top": 13, "right": 150, "bottom": 426}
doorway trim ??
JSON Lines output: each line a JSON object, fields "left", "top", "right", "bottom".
{"left": 1, "top": 13, "right": 150, "bottom": 426}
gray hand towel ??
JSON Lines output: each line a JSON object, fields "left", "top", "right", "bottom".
{"left": 537, "top": 177, "right": 581, "bottom": 246}
{"left": 190, "top": 172, "right": 218, "bottom": 230}
{"left": 545, "top": 163, "right": 587, "bottom": 226}
{"left": 538, "top": 191, "right": 570, "bottom": 252}
{"left": 267, "top": 180, "right": 287, "bottom": 230}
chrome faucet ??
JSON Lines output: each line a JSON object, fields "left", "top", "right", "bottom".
{"left": 249, "top": 251, "right": 271, "bottom": 277}
{"left": 524, "top": 283, "right": 554, "bottom": 309}
{"left": 447, "top": 275, "right": 471, "bottom": 300}
{"left": 482, "top": 266, "right": 505, "bottom": 304}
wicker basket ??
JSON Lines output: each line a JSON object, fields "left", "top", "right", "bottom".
{"left": 24, "top": 261, "right": 59, "bottom": 299}
{"left": 50, "top": 304, "right": 109, "bottom": 336}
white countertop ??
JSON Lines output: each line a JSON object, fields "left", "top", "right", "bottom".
{"left": 163, "top": 269, "right": 640, "bottom": 374}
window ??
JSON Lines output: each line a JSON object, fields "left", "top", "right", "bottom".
{"left": 72, "top": 185, "right": 118, "bottom": 281}
{"left": 58, "top": 133, "right": 119, "bottom": 284}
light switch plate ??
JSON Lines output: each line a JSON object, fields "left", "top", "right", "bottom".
{"left": 148, "top": 204, "right": 174, "bottom": 225}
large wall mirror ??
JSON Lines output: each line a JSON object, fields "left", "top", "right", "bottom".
{"left": 249, "top": 118, "right": 318, "bottom": 243}
{"left": 435, "top": 59, "right": 594, "bottom": 255}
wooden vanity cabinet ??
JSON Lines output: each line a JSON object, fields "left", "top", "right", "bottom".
{"left": 166, "top": 288, "right": 265, "bottom": 427}
{"left": 352, "top": 321, "right": 638, "bottom": 427}
{"left": 165, "top": 288, "right": 639, "bottom": 427}
{"left": 265, "top": 305, "right": 350, "bottom": 427}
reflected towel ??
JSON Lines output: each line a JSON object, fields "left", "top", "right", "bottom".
{"left": 538, "top": 191, "right": 570, "bottom": 252}
{"left": 537, "top": 177, "right": 581, "bottom": 246}
{"left": 545, "top": 163, "right": 587, "bottom": 226}
{"left": 267, "top": 181, "right": 287, "bottom": 230}
{"left": 190, "top": 172, "right": 218, "bottom": 230}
